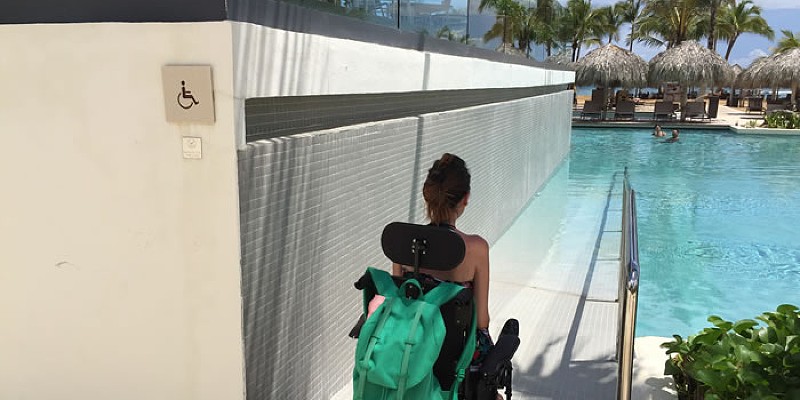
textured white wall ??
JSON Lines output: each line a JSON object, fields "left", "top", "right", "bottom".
{"left": 0, "top": 22, "right": 245, "bottom": 400}
{"left": 413, "top": 91, "right": 573, "bottom": 244}
{"left": 238, "top": 91, "right": 573, "bottom": 400}
{"left": 238, "top": 118, "right": 422, "bottom": 399}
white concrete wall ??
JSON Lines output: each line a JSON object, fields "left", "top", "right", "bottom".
{"left": 231, "top": 22, "right": 575, "bottom": 146}
{"left": 0, "top": 22, "right": 245, "bottom": 400}
{"left": 238, "top": 91, "right": 573, "bottom": 400}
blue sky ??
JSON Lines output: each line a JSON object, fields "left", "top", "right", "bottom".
{"left": 588, "top": 0, "right": 800, "bottom": 67}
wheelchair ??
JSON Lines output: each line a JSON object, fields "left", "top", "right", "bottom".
{"left": 349, "top": 222, "right": 520, "bottom": 400}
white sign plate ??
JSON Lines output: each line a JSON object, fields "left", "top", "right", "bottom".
{"left": 162, "top": 65, "right": 215, "bottom": 124}
{"left": 182, "top": 137, "right": 202, "bottom": 159}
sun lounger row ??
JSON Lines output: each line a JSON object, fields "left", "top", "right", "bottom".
{"left": 578, "top": 100, "right": 711, "bottom": 121}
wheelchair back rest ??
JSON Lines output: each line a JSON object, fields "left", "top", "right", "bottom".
{"left": 381, "top": 222, "right": 465, "bottom": 271}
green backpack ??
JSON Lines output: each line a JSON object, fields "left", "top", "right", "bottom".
{"left": 353, "top": 267, "right": 476, "bottom": 400}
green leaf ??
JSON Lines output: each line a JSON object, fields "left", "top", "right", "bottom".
{"left": 759, "top": 327, "right": 778, "bottom": 344}
{"left": 733, "top": 319, "right": 759, "bottom": 335}
{"left": 761, "top": 343, "right": 782, "bottom": 354}
{"left": 693, "top": 368, "right": 726, "bottom": 391}
{"left": 708, "top": 315, "right": 733, "bottom": 331}
{"left": 777, "top": 304, "right": 799, "bottom": 314}
{"left": 664, "top": 358, "right": 681, "bottom": 375}
{"left": 786, "top": 335, "right": 799, "bottom": 351}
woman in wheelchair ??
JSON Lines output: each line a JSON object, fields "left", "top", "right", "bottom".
{"left": 391, "top": 153, "right": 494, "bottom": 361}
{"left": 353, "top": 153, "right": 517, "bottom": 400}
{"left": 391, "top": 153, "right": 503, "bottom": 399}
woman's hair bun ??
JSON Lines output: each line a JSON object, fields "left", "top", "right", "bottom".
{"left": 428, "top": 168, "right": 445, "bottom": 183}
{"left": 437, "top": 153, "right": 455, "bottom": 169}
{"left": 422, "top": 153, "right": 471, "bottom": 224}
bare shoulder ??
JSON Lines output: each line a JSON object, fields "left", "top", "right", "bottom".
{"left": 462, "top": 233, "right": 489, "bottom": 254}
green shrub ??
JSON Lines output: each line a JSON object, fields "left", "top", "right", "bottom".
{"left": 662, "top": 304, "right": 800, "bottom": 400}
{"left": 764, "top": 111, "right": 800, "bottom": 129}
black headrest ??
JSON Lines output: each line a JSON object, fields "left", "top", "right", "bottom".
{"left": 381, "top": 222, "right": 465, "bottom": 271}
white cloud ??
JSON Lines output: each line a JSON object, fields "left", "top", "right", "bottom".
{"left": 752, "top": 0, "right": 800, "bottom": 9}
{"left": 730, "top": 48, "right": 769, "bottom": 68}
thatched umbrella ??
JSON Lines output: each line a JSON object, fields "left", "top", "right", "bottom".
{"left": 575, "top": 44, "right": 648, "bottom": 118}
{"left": 648, "top": 40, "right": 733, "bottom": 119}
{"left": 544, "top": 51, "right": 575, "bottom": 68}
{"left": 719, "top": 64, "right": 744, "bottom": 106}
{"left": 737, "top": 55, "right": 774, "bottom": 88}
{"left": 725, "top": 64, "right": 743, "bottom": 86}
{"left": 576, "top": 44, "right": 648, "bottom": 88}
{"left": 755, "top": 48, "right": 800, "bottom": 109}
{"left": 496, "top": 43, "right": 527, "bottom": 58}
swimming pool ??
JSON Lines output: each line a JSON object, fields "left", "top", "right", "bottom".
{"left": 509, "top": 128, "right": 800, "bottom": 338}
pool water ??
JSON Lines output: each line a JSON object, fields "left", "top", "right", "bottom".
{"left": 548, "top": 128, "right": 799, "bottom": 337}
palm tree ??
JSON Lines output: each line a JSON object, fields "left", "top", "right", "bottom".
{"left": 774, "top": 30, "right": 800, "bottom": 53}
{"left": 619, "top": 0, "right": 644, "bottom": 51}
{"left": 699, "top": 0, "right": 734, "bottom": 51}
{"left": 636, "top": 0, "right": 705, "bottom": 48}
{"left": 596, "top": 3, "right": 627, "bottom": 45}
{"left": 479, "top": 0, "right": 525, "bottom": 45}
{"left": 716, "top": 0, "right": 773, "bottom": 61}
{"left": 561, "top": 0, "right": 603, "bottom": 61}
{"left": 530, "top": 0, "right": 563, "bottom": 57}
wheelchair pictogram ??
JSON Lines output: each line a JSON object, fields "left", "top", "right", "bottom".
{"left": 177, "top": 80, "right": 200, "bottom": 110}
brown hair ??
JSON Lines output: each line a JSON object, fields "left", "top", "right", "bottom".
{"left": 422, "top": 153, "right": 471, "bottom": 224}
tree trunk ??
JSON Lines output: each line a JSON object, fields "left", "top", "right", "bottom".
{"left": 724, "top": 36, "right": 737, "bottom": 61}
{"left": 629, "top": 22, "right": 635, "bottom": 52}
{"left": 707, "top": 0, "right": 718, "bottom": 51}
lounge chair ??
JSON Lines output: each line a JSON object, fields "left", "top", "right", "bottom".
{"left": 590, "top": 88, "right": 606, "bottom": 107}
{"left": 765, "top": 103, "right": 787, "bottom": 114}
{"left": 614, "top": 100, "right": 636, "bottom": 120}
{"left": 683, "top": 101, "right": 708, "bottom": 120}
{"left": 581, "top": 100, "right": 602, "bottom": 120}
{"left": 653, "top": 101, "right": 675, "bottom": 120}
{"left": 746, "top": 97, "right": 763, "bottom": 114}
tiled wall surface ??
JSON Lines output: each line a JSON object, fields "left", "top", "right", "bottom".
{"left": 237, "top": 90, "right": 572, "bottom": 399}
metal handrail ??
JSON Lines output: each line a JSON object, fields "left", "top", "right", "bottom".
{"left": 616, "top": 167, "right": 640, "bottom": 400}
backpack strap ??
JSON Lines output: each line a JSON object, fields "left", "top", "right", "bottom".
{"left": 447, "top": 306, "right": 477, "bottom": 400}
{"left": 396, "top": 301, "right": 426, "bottom": 398}
{"left": 421, "top": 281, "right": 465, "bottom": 307}
{"left": 367, "top": 267, "right": 398, "bottom": 297}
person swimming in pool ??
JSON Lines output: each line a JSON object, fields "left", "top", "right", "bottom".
{"left": 652, "top": 125, "right": 665, "bottom": 137}
{"left": 665, "top": 129, "right": 680, "bottom": 143}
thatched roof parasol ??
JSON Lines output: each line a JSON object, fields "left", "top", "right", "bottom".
{"left": 737, "top": 55, "right": 775, "bottom": 88}
{"left": 737, "top": 49, "right": 800, "bottom": 107}
{"left": 722, "top": 64, "right": 743, "bottom": 86}
{"left": 758, "top": 48, "right": 800, "bottom": 107}
{"left": 495, "top": 43, "right": 527, "bottom": 58}
{"left": 575, "top": 44, "right": 648, "bottom": 87}
{"left": 544, "top": 52, "right": 575, "bottom": 68}
{"left": 648, "top": 40, "right": 733, "bottom": 87}
{"left": 755, "top": 48, "right": 800, "bottom": 87}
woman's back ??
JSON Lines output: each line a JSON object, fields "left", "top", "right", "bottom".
{"left": 392, "top": 153, "right": 491, "bottom": 329}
